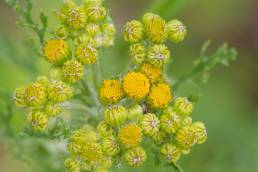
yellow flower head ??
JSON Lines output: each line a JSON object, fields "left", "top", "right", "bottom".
{"left": 25, "top": 82, "right": 47, "bottom": 106}
{"left": 141, "top": 113, "right": 160, "bottom": 136}
{"left": 160, "top": 143, "right": 181, "bottom": 163}
{"left": 63, "top": 60, "right": 84, "bottom": 84}
{"left": 143, "top": 13, "right": 167, "bottom": 43}
{"left": 123, "top": 72, "right": 150, "bottom": 100}
{"left": 123, "top": 20, "right": 144, "bottom": 43}
{"left": 147, "top": 44, "right": 170, "bottom": 67}
{"left": 99, "top": 79, "right": 124, "bottom": 104}
{"left": 82, "top": 142, "right": 103, "bottom": 162}
{"left": 119, "top": 124, "right": 142, "bottom": 148}
{"left": 147, "top": 83, "right": 172, "bottom": 109}
{"left": 86, "top": 4, "right": 107, "bottom": 22}
{"left": 47, "top": 80, "right": 73, "bottom": 102}
{"left": 140, "top": 63, "right": 162, "bottom": 83}
{"left": 27, "top": 111, "right": 48, "bottom": 131}
{"left": 166, "top": 19, "right": 187, "bottom": 43}
{"left": 76, "top": 44, "right": 98, "bottom": 64}
{"left": 124, "top": 147, "right": 147, "bottom": 167}
{"left": 129, "top": 43, "right": 146, "bottom": 64}
{"left": 42, "top": 39, "right": 70, "bottom": 64}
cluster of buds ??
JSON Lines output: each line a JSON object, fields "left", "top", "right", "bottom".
{"left": 13, "top": 76, "right": 73, "bottom": 131}
{"left": 123, "top": 13, "right": 187, "bottom": 66}
{"left": 13, "top": 0, "right": 116, "bottom": 131}
{"left": 13, "top": 0, "right": 207, "bottom": 170}
{"left": 65, "top": 13, "right": 206, "bottom": 171}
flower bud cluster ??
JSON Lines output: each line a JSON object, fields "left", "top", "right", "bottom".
{"left": 123, "top": 13, "right": 186, "bottom": 66}
{"left": 13, "top": 76, "right": 73, "bottom": 131}
{"left": 14, "top": 0, "right": 116, "bottom": 131}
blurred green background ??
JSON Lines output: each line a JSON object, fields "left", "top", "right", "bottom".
{"left": 0, "top": 0, "right": 258, "bottom": 172}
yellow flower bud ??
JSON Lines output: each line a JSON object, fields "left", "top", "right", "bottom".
{"left": 141, "top": 113, "right": 160, "bottom": 136}
{"left": 13, "top": 86, "right": 27, "bottom": 107}
{"left": 104, "top": 105, "right": 127, "bottom": 126}
{"left": 97, "top": 121, "right": 116, "bottom": 138}
{"left": 99, "top": 79, "right": 124, "bottom": 104}
{"left": 129, "top": 43, "right": 146, "bottom": 64}
{"left": 166, "top": 19, "right": 187, "bottom": 43}
{"left": 36, "top": 76, "right": 49, "bottom": 87}
{"left": 160, "top": 143, "right": 181, "bottom": 163}
{"left": 47, "top": 80, "right": 73, "bottom": 102}
{"left": 123, "top": 72, "right": 150, "bottom": 100}
{"left": 65, "top": 157, "right": 80, "bottom": 172}
{"left": 192, "top": 122, "right": 207, "bottom": 144}
{"left": 119, "top": 124, "right": 142, "bottom": 148}
{"left": 44, "top": 103, "right": 62, "bottom": 117}
{"left": 76, "top": 44, "right": 98, "bottom": 64}
{"left": 25, "top": 82, "right": 47, "bottom": 106}
{"left": 64, "top": 6, "right": 87, "bottom": 29}
{"left": 123, "top": 20, "right": 144, "bottom": 43}
{"left": 173, "top": 97, "right": 193, "bottom": 117}
{"left": 86, "top": 23, "right": 101, "bottom": 36}
{"left": 147, "top": 83, "right": 172, "bottom": 109}
{"left": 42, "top": 39, "right": 70, "bottom": 64}
{"left": 63, "top": 60, "right": 84, "bottom": 84}
{"left": 82, "top": 142, "right": 103, "bottom": 162}
{"left": 144, "top": 14, "right": 167, "bottom": 43}
{"left": 102, "top": 136, "right": 120, "bottom": 156}
{"left": 147, "top": 44, "right": 170, "bottom": 67}
{"left": 124, "top": 147, "right": 146, "bottom": 167}
{"left": 86, "top": 4, "right": 106, "bottom": 22}
{"left": 27, "top": 111, "right": 48, "bottom": 131}
{"left": 150, "top": 131, "right": 166, "bottom": 144}
{"left": 181, "top": 116, "right": 192, "bottom": 126}
{"left": 160, "top": 107, "right": 181, "bottom": 134}
{"left": 101, "top": 23, "right": 116, "bottom": 36}
{"left": 127, "top": 104, "right": 143, "bottom": 120}
{"left": 175, "top": 126, "right": 197, "bottom": 150}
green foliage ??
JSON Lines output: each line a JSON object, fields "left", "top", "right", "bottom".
{"left": 173, "top": 41, "right": 237, "bottom": 91}
{"left": 6, "top": 0, "right": 48, "bottom": 45}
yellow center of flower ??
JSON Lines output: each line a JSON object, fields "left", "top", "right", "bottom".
{"left": 43, "top": 39, "right": 68, "bottom": 63}
{"left": 140, "top": 63, "right": 162, "bottom": 83}
{"left": 100, "top": 79, "right": 124, "bottom": 103}
{"left": 147, "top": 83, "right": 172, "bottom": 108}
{"left": 119, "top": 124, "right": 142, "bottom": 148}
{"left": 123, "top": 72, "right": 150, "bottom": 100}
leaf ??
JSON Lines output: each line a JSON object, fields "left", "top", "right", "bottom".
{"left": 40, "top": 11, "right": 48, "bottom": 29}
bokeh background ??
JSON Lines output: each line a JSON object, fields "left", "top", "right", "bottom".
{"left": 0, "top": 0, "right": 258, "bottom": 172}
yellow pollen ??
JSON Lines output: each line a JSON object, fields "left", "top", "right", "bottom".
{"left": 100, "top": 79, "right": 124, "bottom": 103}
{"left": 123, "top": 72, "right": 150, "bottom": 100}
{"left": 147, "top": 83, "right": 172, "bottom": 108}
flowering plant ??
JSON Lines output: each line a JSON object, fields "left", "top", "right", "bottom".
{"left": 5, "top": 0, "right": 237, "bottom": 172}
